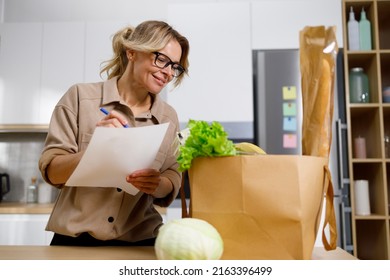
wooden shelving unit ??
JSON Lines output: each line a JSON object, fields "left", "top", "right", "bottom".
{"left": 342, "top": 0, "right": 390, "bottom": 259}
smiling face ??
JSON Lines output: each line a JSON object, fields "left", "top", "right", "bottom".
{"left": 126, "top": 39, "right": 183, "bottom": 94}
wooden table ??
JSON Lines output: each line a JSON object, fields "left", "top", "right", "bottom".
{"left": 0, "top": 246, "right": 357, "bottom": 260}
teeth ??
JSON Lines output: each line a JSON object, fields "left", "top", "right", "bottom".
{"left": 234, "top": 142, "right": 266, "bottom": 155}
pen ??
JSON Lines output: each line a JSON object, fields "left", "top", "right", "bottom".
{"left": 99, "top": 107, "right": 129, "bottom": 128}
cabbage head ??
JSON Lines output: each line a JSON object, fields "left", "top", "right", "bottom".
{"left": 155, "top": 218, "right": 224, "bottom": 260}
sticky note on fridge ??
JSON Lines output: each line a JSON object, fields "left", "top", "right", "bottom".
{"left": 282, "top": 86, "right": 297, "bottom": 100}
{"left": 283, "top": 134, "right": 297, "bottom": 148}
{"left": 283, "top": 102, "right": 296, "bottom": 116}
{"left": 283, "top": 117, "right": 297, "bottom": 131}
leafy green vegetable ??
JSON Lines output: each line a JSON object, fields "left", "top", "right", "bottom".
{"left": 176, "top": 120, "right": 236, "bottom": 171}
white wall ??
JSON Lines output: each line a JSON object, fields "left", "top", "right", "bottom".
{"left": 251, "top": 0, "right": 343, "bottom": 49}
{"left": 0, "top": 0, "right": 4, "bottom": 22}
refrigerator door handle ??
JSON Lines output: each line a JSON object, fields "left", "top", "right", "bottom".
{"left": 336, "top": 119, "right": 348, "bottom": 189}
{"left": 340, "top": 199, "right": 347, "bottom": 250}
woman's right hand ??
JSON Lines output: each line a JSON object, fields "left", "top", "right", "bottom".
{"left": 97, "top": 110, "right": 129, "bottom": 128}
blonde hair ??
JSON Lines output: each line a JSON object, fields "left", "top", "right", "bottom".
{"left": 100, "top": 20, "right": 189, "bottom": 88}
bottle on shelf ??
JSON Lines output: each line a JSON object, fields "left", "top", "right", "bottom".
{"left": 354, "top": 136, "right": 367, "bottom": 158}
{"left": 349, "top": 67, "right": 370, "bottom": 103}
{"left": 383, "top": 86, "right": 390, "bottom": 103}
{"left": 38, "top": 181, "right": 53, "bottom": 204}
{"left": 359, "top": 7, "right": 372, "bottom": 50}
{"left": 348, "top": 6, "right": 360, "bottom": 50}
{"left": 26, "top": 177, "right": 38, "bottom": 204}
{"left": 384, "top": 135, "right": 390, "bottom": 158}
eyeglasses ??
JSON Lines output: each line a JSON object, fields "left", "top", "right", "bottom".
{"left": 152, "top": 52, "right": 185, "bottom": 77}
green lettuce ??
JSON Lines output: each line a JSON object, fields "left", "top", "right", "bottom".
{"left": 176, "top": 120, "right": 236, "bottom": 171}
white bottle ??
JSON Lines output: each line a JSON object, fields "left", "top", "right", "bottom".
{"left": 26, "top": 177, "right": 38, "bottom": 203}
{"left": 348, "top": 6, "right": 360, "bottom": 50}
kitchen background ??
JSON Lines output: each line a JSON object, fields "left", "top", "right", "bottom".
{"left": 0, "top": 0, "right": 344, "bottom": 245}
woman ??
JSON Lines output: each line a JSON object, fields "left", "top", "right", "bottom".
{"left": 38, "top": 20, "right": 189, "bottom": 246}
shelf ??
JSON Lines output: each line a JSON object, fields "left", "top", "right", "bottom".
{"left": 377, "top": 0, "right": 390, "bottom": 49}
{"left": 352, "top": 158, "right": 382, "bottom": 163}
{"left": 343, "top": 0, "right": 390, "bottom": 260}
{"left": 355, "top": 219, "right": 389, "bottom": 259}
{"left": 382, "top": 107, "right": 390, "bottom": 136}
{"left": 352, "top": 162, "right": 387, "bottom": 215}
{"left": 385, "top": 163, "right": 390, "bottom": 215}
{"left": 346, "top": 53, "right": 380, "bottom": 103}
{"left": 349, "top": 104, "right": 379, "bottom": 111}
{"left": 350, "top": 107, "right": 381, "bottom": 158}
{"left": 380, "top": 52, "right": 390, "bottom": 90}
{"left": 344, "top": 1, "right": 377, "bottom": 49}
{"left": 355, "top": 214, "right": 388, "bottom": 219}
{"left": 0, "top": 124, "right": 48, "bottom": 133}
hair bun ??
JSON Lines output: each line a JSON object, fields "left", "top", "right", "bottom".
{"left": 122, "top": 26, "right": 134, "bottom": 40}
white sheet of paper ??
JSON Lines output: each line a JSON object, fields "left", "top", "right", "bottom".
{"left": 66, "top": 123, "right": 169, "bottom": 195}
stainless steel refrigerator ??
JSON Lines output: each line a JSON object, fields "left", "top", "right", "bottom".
{"left": 252, "top": 49, "right": 353, "bottom": 252}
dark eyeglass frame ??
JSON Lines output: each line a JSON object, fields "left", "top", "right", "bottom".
{"left": 152, "top": 52, "right": 185, "bottom": 77}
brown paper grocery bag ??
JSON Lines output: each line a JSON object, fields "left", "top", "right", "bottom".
{"left": 188, "top": 155, "right": 336, "bottom": 260}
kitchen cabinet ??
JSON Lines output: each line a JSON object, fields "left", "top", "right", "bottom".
{"left": 0, "top": 214, "right": 53, "bottom": 245}
{"left": 39, "top": 22, "right": 85, "bottom": 124}
{"left": 0, "top": 202, "right": 171, "bottom": 245}
{"left": 41, "top": 21, "right": 141, "bottom": 123}
{"left": 0, "top": 22, "right": 85, "bottom": 125}
{"left": 0, "top": 21, "right": 130, "bottom": 125}
{"left": 0, "top": 23, "right": 43, "bottom": 124}
{"left": 84, "top": 21, "right": 127, "bottom": 83}
{"left": 167, "top": 2, "right": 252, "bottom": 123}
{"left": 342, "top": 0, "right": 390, "bottom": 259}
{"left": 0, "top": 203, "right": 53, "bottom": 245}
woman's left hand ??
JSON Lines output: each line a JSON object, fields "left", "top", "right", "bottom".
{"left": 126, "top": 169, "right": 161, "bottom": 195}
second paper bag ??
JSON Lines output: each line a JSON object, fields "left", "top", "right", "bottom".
{"left": 188, "top": 155, "right": 333, "bottom": 260}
